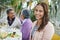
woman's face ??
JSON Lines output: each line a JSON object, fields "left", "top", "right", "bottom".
{"left": 20, "top": 13, "right": 24, "bottom": 21}
{"left": 34, "top": 5, "right": 44, "bottom": 20}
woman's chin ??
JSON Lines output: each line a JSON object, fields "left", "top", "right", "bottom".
{"left": 36, "top": 18, "right": 40, "bottom": 20}
{"left": 36, "top": 17, "right": 42, "bottom": 20}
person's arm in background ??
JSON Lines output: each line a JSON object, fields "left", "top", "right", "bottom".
{"left": 41, "top": 22, "right": 54, "bottom": 40}
{"left": 16, "top": 17, "right": 22, "bottom": 29}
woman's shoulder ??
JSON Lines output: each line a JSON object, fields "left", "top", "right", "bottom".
{"left": 33, "top": 21, "right": 37, "bottom": 24}
{"left": 33, "top": 21, "right": 37, "bottom": 26}
{"left": 32, "top": 21, "right": 37, "bottom": 29}
{"left": 44, "top": 21, "right": 54, "bottom": 31}
{"left": 47, "top": 21, "right": 54, "bottom": 27}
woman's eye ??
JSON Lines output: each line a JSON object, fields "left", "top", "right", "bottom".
{"left": 39, "top": 10, "right": 43, "bottom": 12}
{"left": 35, "top": 9, "right": 38, "bottom": 12}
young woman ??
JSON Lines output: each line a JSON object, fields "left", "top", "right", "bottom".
{"left": 30, "top": 2, "right": 54, "bottom": 40}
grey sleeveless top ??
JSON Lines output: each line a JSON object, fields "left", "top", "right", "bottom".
{"left": 31, "top": 25, "right": 39, "bottom": 37}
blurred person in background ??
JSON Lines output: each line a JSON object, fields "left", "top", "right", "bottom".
{"left": 20, "top": 9, "right": 32, "bottom": 40}
{"left": 0, "top": 8, "right": 21, "bottom": 29}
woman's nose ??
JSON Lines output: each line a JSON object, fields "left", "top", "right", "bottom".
{"left": 36, "top": 11, "right": 40, "bottom": 14}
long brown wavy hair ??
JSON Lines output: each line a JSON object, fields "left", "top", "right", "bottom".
{"left": 34, "top": 2, "right": 49, "bottom": 31}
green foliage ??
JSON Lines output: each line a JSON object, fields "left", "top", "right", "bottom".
{"left": 30, "top": 10, "right": 36, "bottom": 22}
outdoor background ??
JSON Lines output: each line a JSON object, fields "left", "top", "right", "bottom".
{"left": 0, "top": 0, "right": 60, "bottom": 40}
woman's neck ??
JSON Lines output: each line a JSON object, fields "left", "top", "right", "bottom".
{"left": 36, "top": 19, "right": 42, "bottom": 27}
